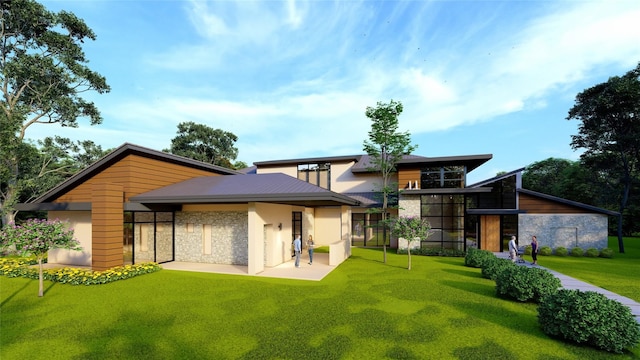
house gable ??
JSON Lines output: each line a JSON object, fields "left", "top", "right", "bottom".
{"left": 30, "top": 143, "right": 239, "bottom": 204}
{"left": 55, "top": 154, "right": 228, "bottom": 203}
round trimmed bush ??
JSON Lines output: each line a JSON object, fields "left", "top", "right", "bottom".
{"left": 538, "top": 289, "right": 640, "bottom": 353}
{"left": 570, "top": 247, "right": 584, "bottom": 257}
{"left": 554, "top": 247, "right": 568, "bottom": 257}
{"left": 538, "top": 246, "right": 552, "bottom": 256}
{"left": 495, "top": 266, "right": 561, "bottom": 302}
{"left": 599, "top": 248, "right": 614, "bottom": 258}
{"left": 464, "top": 247, "right": 495, "bottom": 268}
{"left": 481, "top": 257, "right": 516, "bottom": 280}
{"left": 524, "top": 245, "right": 532, "bottom": 255}
{"left": 585, "top": 248, "right": 599, "bottom": 258}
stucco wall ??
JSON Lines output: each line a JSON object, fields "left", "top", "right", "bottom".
{"left": 47, "top": 211, "right": 92, "bottom": 266}
{"left": 518, "top": 214, "right": 608, "bottom": 250}
{"left": 175, "top": 211, "right": 249, "bottom": 265}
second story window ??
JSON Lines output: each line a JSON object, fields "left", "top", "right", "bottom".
{"left": 298, "top": 163, "right": 330, "bottom": 189}
{"left": 421, "top": 166, "right": 466, "bottom": 189}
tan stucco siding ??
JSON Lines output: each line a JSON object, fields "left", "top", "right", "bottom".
{"left": 314, "top": 207, "right": 343, "bottom": 245}
{"left": 47, "top": 211, "right": 92, "bottom": 266}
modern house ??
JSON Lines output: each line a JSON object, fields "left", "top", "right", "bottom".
{"left": 17, "top": 143, "right": 616, "bottom": 272}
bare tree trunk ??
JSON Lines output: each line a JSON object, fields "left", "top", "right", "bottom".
{"left": 38, "top": 258, "right": 44, "bottom": 297}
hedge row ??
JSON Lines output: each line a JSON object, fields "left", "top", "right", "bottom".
{"left": 464, "top": 248, "right": 640, "bottom": 353}
{"left": 524, "top": 246, "right": 613, "bottom": 258}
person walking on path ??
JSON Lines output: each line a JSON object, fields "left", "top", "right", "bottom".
{"left": 531, "top": 235, "right": 539, "bottom": 265}
{"left": 293, "top": 235, "right": 302, "bottom": 268}
{"left": 307, "top": 235, "right": 314, "bottom": 265}
{"left": 508, "top": 236, "right": 518, "bottom": 263}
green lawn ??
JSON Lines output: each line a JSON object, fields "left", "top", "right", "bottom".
{"left": 525, "top": 237, "right": 640, "bottom": 302}
{"left": 1, "top": 244, "right": 639, "bottom": 359}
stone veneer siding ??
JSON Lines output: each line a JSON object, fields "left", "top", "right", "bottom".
{"left": 175, "top": 211, "right": 249, "bottom": 265}
{"left": 518, "top": 214, "right": 608, "bottom": 250}
{"left": 397, "top": 195, "right": 421, "bottom": 250}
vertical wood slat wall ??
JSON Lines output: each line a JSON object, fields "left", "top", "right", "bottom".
{"left": 480, "top": 215, "right": 501, "bottom": 252}
{"left": 398, "top": 168, "right": 420, "bottom": 189}
{"left": 91, "top": 183, "right": 124, "bottom": 271}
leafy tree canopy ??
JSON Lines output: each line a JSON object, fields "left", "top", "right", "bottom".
{"left": 567, "top": 62, "right": 640, "bottom": 251}
{"left": 1, "top": 0, "right": 110, "bottom": 225}
{"left": 362, "top": 99, "right": 416, "bottom": 263}
{"left": 165, "top": 121, "right": 239, "bottom": 169}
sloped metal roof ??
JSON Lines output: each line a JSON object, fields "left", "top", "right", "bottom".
{"left": 130, "top": 173, "right": 360, "bottom": 207}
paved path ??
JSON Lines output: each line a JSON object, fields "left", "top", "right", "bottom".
{"left": 495, "top": 252, "right": 640, "bottom": 323}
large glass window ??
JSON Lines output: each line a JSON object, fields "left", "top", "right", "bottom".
{"left": 421, "top": 166, "right": 466, "bottom": 189}
{"left": 469, "top": 174, "right": 517, "bottom": 209}
{"left": 351, "top": 212, "right": 389, "bottom": 247}
{"left": 124, "top": 211, "right": 175, "bottom": 265}
{"left": 421, "top": 194, "right": 465, "bottom": 250}
{"left": 298, "top": 163, "right": 330, "bottom": 189}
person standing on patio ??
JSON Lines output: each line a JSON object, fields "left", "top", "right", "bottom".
{"left": 307, "top": 235, "right": 314, "bottom": 265}
{"left": 293, "top": 235, "right": 302, "bottom": 268}
{"left": 508, "top": 236, "right": 518, "bottom": 263}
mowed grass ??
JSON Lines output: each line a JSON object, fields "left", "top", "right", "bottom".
{"left": 2, "top": 246, "right": 639, "bottom": 360}
{"left": 526, "top": 237, "right": 640, "bottom": 302}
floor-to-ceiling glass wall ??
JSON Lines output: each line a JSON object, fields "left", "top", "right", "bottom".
{"left": 124, "top": 211, "right": 175, "bottom": 265}
{"left": 351, "top": 212, "right": 389, "bottom": 247}
{"left": 421, "top": 194, "right": 465, "bottom": 250}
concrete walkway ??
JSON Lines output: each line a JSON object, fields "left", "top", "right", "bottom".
{"left": 161, "top": 252, "right": 334, "bottom": 281}
{"left": 495, "top": 252, "right": 640, "bottom": 323}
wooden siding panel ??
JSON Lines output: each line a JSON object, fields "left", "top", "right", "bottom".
{"left": 398, "top": 168, "right": 420, "bottom": 189}
{"left": 92, "top": 183, "right": 124, "bottom": 271}
{"left": 519, "top": 193, "right": 587, "bottom": 214}
{"left": 55, "top": 154, "right": 222, "bottom": 203}
{"left": 481, "top": 215, "right": 501, "bottom": 251}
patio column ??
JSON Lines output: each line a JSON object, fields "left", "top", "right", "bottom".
{"left": 91, "top": 183, "right": 124, "bottom": 271}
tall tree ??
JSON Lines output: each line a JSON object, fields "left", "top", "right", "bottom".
{"left": 567, "top": 62, "right": 640, "bottom": 253}
{"left": 0, "top": 0, "right": 110, "bottom": 226}
{"left": 165, "top": 121, "right": 239, "bottom": 168}
{"left": 523, "top": 158, "right": 598, "bottom": 205}
{"left": 363, "top": 100, "right": 416, "bottom": 263}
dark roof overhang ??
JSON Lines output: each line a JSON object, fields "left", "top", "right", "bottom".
{"left": 15, "top": 202, "right": 92, "bottom": 211}
{"left": 401, "top": 187, "right": 492, "bottom": 195}
{"left": 254, "top": 155, "right": 361, "bottom": 167}
{"left": 466, "top": 209, "right": 525, "bottom": 215}
{"left": 351, "top": 154, "right": 493, "bottom": 173}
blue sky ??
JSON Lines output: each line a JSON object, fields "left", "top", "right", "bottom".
{"left": 33, "top": 0, "right": 640, "bottom": 184}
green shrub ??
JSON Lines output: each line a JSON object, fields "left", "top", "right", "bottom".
{"left": 495, "top": 266, "right": 561, "bottom": 302}
{"left": 398, "top": 247, "right": 465, "bottom": 257}
{"left": 538, "top": 289, "right": 640, "bottom": 353}
{"left": 554, "top": 247, "right": 568, "bottom": 257}
{"left": 585, "top": 248, "right": 599, "bottom": 258}
{"left": 570, "top": 247, "right": 584, "bottom": 257}
{"left": 538, "top": 246, "right": 552, "bottom": 256}
{"left": 481, "top": 257, "right": 516, "bottom": 280}
{"left": 464, "top": 247, "right": 495, "bottom": 268}
{"left": 524, "top": 245, "right": 532, "bottom": 255}
{"left": 599, "top": 247, "right": 614, "bottom": 258}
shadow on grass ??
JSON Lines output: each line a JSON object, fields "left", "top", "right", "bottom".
{"left": 0, "top": 279, "right": 33, "bottom": 307}
{"left": 453, "top": 340, "right": 518, "bottom": 360}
